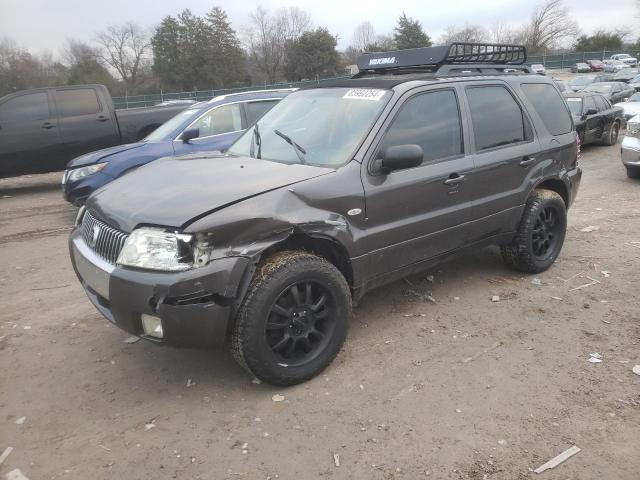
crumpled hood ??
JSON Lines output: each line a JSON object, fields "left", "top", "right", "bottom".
{"left": 66, "top": 143, "right": 146, "bottom": 168}
{"left": 86, "top": 153, "right": 333, "bottom": 232}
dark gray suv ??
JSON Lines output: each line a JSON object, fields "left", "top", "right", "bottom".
{"left": 69, "top": 43, "right": 581, "bottom": 385}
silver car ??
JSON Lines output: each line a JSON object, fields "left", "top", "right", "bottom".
{"left": 621, "top": 115, "right": 640, "bottom": 178}
{"left": 615, "top": 92, "right": 640, "bottom": 123}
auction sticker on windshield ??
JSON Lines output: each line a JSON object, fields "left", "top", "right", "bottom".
{"left": 343, "top": 89, "right": 386, "bottom": 101}
{"left": 566, "top": 98, "right": 582, "bottom": 102}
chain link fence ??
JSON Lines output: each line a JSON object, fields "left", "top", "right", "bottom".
{"left": 112, "top": 76, "right": 350, "bottom": 109}
{"left": 113, "top": 49, "right": 640, "bottom": 109}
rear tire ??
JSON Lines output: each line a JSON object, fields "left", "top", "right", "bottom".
{"left": 501, "top": 189, "right": 567, "bottom": 274}
{"left": 231, "top": 251, "right": 351, "bottom": 386}
{"left": 602, "top": 121, "right": 619, "bottom": 146}
{"left": 627, "top": 166, "right": 640, "bottom": 179}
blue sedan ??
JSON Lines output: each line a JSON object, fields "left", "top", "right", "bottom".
{"left": 62, "top": 89, "right": 293, "bottom": 205}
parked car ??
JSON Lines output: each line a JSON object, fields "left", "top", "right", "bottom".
{"left": 629, "top": 74, "right": 640, "bottom": 91}
{"left": 621, "top": 115, "right": 640, "bottom": 178}
{"left": 0, "top": 84, "right": 189, "bottom": 178}
{"left": 613, "top": 68, "right": 640, "bottom": 83}
{"left": 593, "top": 73, "right": 616, "bottom": 83}
{"left": 69, "top": 43, "right": 581, "bottom": 385}
{"left": 582, "top": 82, "right": 635, "bottom": 104}
{"left": 604, "top": 59, "right": 628, "bottom": 73}
{"left": 610, "top": 53, "right": 638, "bottom": 67}
{"left": 563, "top": 92, "right": 623, "bottom": 146}
{"left": 586, "top": 59, "right": 605, "bottom": 72}
{"left": 614, "top": 92, "right": 640, "bottom": 122}
{"left": 531, "top": 63, "right": 546, "bottom": 74}
{"left": 571, "top": 63, "right": 592, "bottom": 73}
{"left": 62, "top": 89, "right": 293, "bottom": 205}
{"left": 567, "top": 75, "right": 596, "bottom": 92}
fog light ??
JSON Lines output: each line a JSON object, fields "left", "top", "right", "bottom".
{"left": 141, "top": 314, "right": 164, "bottom": 338}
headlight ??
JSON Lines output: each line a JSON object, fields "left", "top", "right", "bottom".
{"left": 117, "top": 228, "right": 213, "bottom": 272}
{"left": 67, "top": 163, "right": 107, "bottom": 183}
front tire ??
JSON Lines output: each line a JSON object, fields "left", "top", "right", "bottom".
{"left": 602, "top": 121, "right": 619, "bottom": 146}
{"left": 501, "top": 189, "right": 567, "bottom": 274}
{"left": 627, "top": 166, "right": 640, "bottom": 179}
{"left": 231, "top": 251, "right": 351, "bottom": 386}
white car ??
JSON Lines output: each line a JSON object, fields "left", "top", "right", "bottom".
{"left": 604, "top": 59, "right": 629, "bottom": 73}
{"left": 621, "top": 114, "right": 640, "bottom": 178}
{"left": 610, "top": 54, "right": 638, "bottom": 67}
{"left": 615, "top": 92, "right": 640, "bottom": 123}
{"left": 530, "top": 63, "right": 546, "bottom": 75}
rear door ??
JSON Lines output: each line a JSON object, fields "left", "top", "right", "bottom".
{"left": 0, "top": 90, "right": 60, "bottom": 176}
{"left": 54, "top": 87, "right": 119, "bottom": 165}
{"left": 173, "top": 102, "right": 245, "bottom": 155}
{"left": 460, "top": 82, "right": 542, "bottom": 242}
{"left": 362, "top": 86, "right": 475, "bottom": 278}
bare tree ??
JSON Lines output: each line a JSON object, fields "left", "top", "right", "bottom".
{"left": 440, "top": 24, "right": 489, "bottom": 45}
{"left": 95, "top": 22, "right": 150, "bottom": 90}
{"left": 352, "top": 22, "right": 376, "bottom": 51}
{"left": 244, "top": 7, "right": 311, "bottom": 83}
{"left": 489, "top": 21, "right": 518, "bottom": 44}
{"left": 520, "top": 0, "right": 579, "bottom": 53}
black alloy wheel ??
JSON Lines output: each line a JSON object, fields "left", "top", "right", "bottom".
{"left": 266, "top": 280, "right": 336, "bottom": 367}
{"left": 531, "top": 206, "right": 560, "bottom": 260}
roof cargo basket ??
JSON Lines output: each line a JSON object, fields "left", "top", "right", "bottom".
{"left": 355, "top": 42, "right": 527, "bottom": 75}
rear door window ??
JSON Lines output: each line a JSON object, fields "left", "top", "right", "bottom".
{"left": 246, "top": 100, "right": 279, "bottom": 125}
{"left": 0, "top": 92, "right": 50, "bottom": 122}
{"left": 466, "top": 85, "right": 526, "bottom": 151}
{"left": 521, "top": 83, "right": 572, "bottom": 136}
{"left": 55, "top": 89, "right": 101, "bottom": 117}
{"left": 380, "top": 89, "right": 462, "bottom": 165}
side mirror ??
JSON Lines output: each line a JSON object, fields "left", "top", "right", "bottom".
{"left": 377, "top": 144, "right": 423, "bottom": 173}
{"left": 181, "top": 127, "right": 200, "bottom": 143}
{"left": 583, "top": 108, "right": 598, "bottom": 117}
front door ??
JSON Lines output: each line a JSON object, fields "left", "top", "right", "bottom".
{"left": 361, "top": 87, "right": 474, "bottom": 279}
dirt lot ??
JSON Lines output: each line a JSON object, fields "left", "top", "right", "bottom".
{"left": 1, "top": 139, "right": 639, "bottom": 480}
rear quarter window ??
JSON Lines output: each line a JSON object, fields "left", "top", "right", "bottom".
{"left": 521, "top": 83, "right": 572, "bottom": 136}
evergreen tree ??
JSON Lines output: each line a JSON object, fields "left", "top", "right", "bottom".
{"left": 393, "top": 13, "right": 431, "bottom": 50}
{"left": 285, "top": 27, "right": 340, "bottom": 81}
{"left": 205, "top": 7, "right": 247, "bottom": 88}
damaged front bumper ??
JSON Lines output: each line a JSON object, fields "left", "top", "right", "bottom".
{"left": 69, "top": 228, "right": 250, "bottom": 347}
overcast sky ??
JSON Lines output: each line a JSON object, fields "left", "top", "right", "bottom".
{"left": 1, "top": 0, "right": 637, "bottom": 56}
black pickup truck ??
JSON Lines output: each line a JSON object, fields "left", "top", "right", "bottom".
{"left": 0, "top": 84, "right": 189, "bottom": 177}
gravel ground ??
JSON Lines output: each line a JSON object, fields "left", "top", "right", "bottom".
{"left": 0, "top": 138, "right": 638, "bottom": 480}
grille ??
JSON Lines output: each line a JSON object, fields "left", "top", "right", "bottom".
{"left": 81, "top": 210, "right": 129, "bottom": 265}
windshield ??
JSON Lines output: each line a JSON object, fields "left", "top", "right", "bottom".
{"left": 585, "top": 84, "right": 612, "bottom": 93}
{"left": 227, "top": 88, "right": 391, "bottom": 167}
{"left": 629, "top": 92, "right": 640, "bottom": 102}
{"left": 565, "top": 98, "right": 583, "bottom": 115}
{"left": 144, "top": 108, "right": 201, "bottom": 142}
{"left": 569, "top": 76, "right": 594, "bottom": 87}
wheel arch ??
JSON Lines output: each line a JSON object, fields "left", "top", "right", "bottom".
{"left": 532, "top": 177, "right": 569, "bottom": 207}
{"left": 259, "top": 233, "right": 354, "bottom": 288}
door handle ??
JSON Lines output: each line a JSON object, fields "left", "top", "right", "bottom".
{"left": 96, "top": 116, "right": 108, "bottom": 122}
{"left": 519, "top": 156, "right": 536, "bottom": 167}
{"left": 443, "top": 173, "right": 465, "bottom": 186}
{"left": 42, "top": 122, "right": 55, "bottom": 129}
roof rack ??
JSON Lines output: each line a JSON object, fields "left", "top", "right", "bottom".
{"left": 354, "top": 42, "right": 528, "bottom": 77}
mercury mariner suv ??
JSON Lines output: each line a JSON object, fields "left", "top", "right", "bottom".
{"left": 69, "top": 43, "right": 582, "bottom": 385}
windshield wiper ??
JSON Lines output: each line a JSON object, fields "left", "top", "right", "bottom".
{"left": 274, "top": 129, "right": 307, "bottom": 165}
{"left": 249, "top": 122, "right": 262, "bottom": 159}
